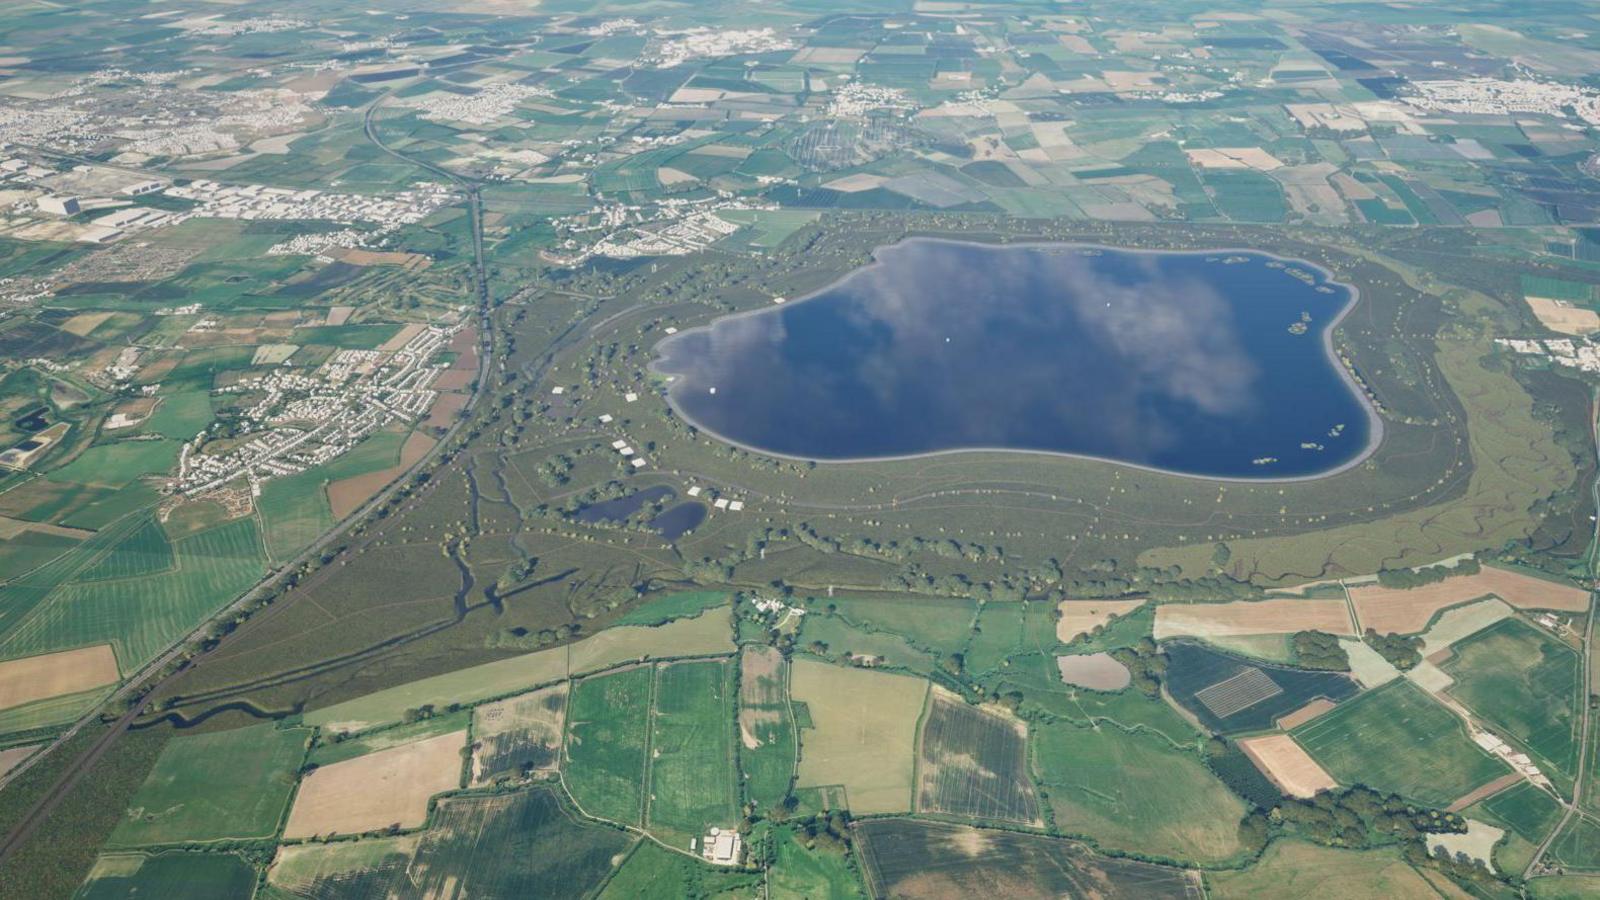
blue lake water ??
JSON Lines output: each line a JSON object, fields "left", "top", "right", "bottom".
{"left": 652, "top": 239, "right": 1376, "bottom": 479}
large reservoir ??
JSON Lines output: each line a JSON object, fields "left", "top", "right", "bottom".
{"left": 652, "top": 238, "right": 1377, "bottom": 479}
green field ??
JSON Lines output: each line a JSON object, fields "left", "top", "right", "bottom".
{"left": 1292, "top": 680, "right": 1510, "bottom": 807}
{"left": 46, "top": 440, "right": 179, "bottom": 491}
{"left": 598, "top": 839, "right": 762, "bottom": 900}
{"left": 137, "top": 391, "right": 214, "bottom": 441}
{"left": 1207, "top": 840, "right": 1441, "bottom": 899}
{"left": 647, "top": 660, "right": 739, "bottom": 840}
{"left": 1552, "top": 815, "right": 1600, "bottom": 872}
{"left": 800, "top": 614, "right": 937, "bottom": 672}
{"left": 615, "top": 590, "right": 729, "bottom": 626}
{"left": 107, "top": 723, "right": 310, "bottom": 847}
{"left": 266, "top": 787, "right": 632, "bottom": 898}
{"left": 564, "top": 665, "right": 652, "bottom": 826}
{"left": 1444, "top": 618, "right": 1582, "bottom": 776}
{"left": 819, "top": 594, "right": 976, "bottom": 655}
{"left": 256, "top": 469, "right": 334, "bottom": 563}
{"left": 768, "top": 825, "right": 865, "bottom": 899}
{"left": 77, "top": 852, "right": 258, "bottom": 900}
{"left": 1482, "top": 781, "right": 1566, "bottom": 843}
{"left": 1031, "top": 720, "right": 1244, "bottom": 864}
{"left": 70, "top": 517, "right": 172, "bottom": 583}
{"left": 738, "top": 646, "right": 796, "bottom": 809}
{"left": 0, "top": 515, "right": 266, "bottom": 674}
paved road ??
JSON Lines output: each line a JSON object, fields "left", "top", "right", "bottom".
{"left": 0, "top": 94, "right": 494, "bottom": 867}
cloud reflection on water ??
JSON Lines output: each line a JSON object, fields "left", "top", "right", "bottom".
{"left": 655, "top": 240, "right": 1358, "bottom": 476}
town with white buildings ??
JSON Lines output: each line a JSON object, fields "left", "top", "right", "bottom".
{"left": 176, "top": 322, "right": 459, "bottom": 497}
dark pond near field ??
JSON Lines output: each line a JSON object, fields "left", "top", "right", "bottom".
{"left": 573, "top": 485, "right": 674, "bottom": 525}
{"left": 14, "top": 406, "right": 49, "bottom": 433}
{"left": 573, "top": 486, "right": 706, "bottom": 540}
{"left": 652, "top": 239, "right": 1376, "bottom": 478}
{"left": 650, "top": 502, "right": 707, "bottom": 540}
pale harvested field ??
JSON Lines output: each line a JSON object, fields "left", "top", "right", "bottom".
{"left": 1240, "top": 735, "right": 1338, "bottom": 798}
{"left": 1350, "top": 566, "right": 1590, "bottom": 635}
{"left": 283, "top": 730, "right": 465, "bottom": 838}
{"left": 1056, "top": 598, "right": 1146, "bottom": 642}
{"left": 421, "top": 392, "right": 467, "bottom": 429}
{"left": 0, "top": 743, "right": 40, "bottom": 776}
{"left": 566, "top": 606, "right": 732, "bottom": 675}
{"left": 327, "top": 431, "right": 435, "bottom": 519}
{"left": 0, "top": 644, "right": 120, "bottom": 710}
{"left": 1153, "top": 598, "right": 1354, "bottom": 640}
{"left": 739, "top": 645, "right": 785, "bottom": 750}
{"left": 431, "top": 370, "right": 474, "bottom": 391}
{"left": 792, "top": 658, "right": 927, "bottom": 815}
{"left": 1526, "top": 296, "right": 1600, "bottom": 336}
{"left": 1054, "top": 653, "right": 1130, "bottom": 691}
{"left": 59, "top": 312, "right": 113, "bottom": 336}
{"left": 471, "top": 684, "right": 566, "bottom": 784}
{"left": 1419, "top": 599, "right": 1512, "bottom": 657}
{"left": 377, "top": 323, "right": 426, "bottom": 353}
{"left": 1276, "top": 698, "right": 1337, "bottom": 731}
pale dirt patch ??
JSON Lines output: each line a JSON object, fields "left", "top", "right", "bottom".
{"left": 0, "top": 743, "right": 40, "bottom": 776}
{"left": 283, "top": 730, "right": 465, "bottom": 838}
{"left": 1428, "top": 819, "right": 1505, "bottom": 871}
{"left": 326, "top": 431, "right": 435, "bottom": 520}
{"left": 689, "top": 144, "right": 752, "bottom": 160}
{"left": 60, "top": 312, "right": 114, "bottom": 337}
{"left": 1405, "top": 660, "right": 1454, "bottom": 694}
{"left": 337, "top": 249, "right": 432, "bottom": 270}
{"left": 1349, "top": 566, "right": 1585, "bottom": 635}
{"left": 668, "top": 87, "right": 725, "bottom": 104}
{"left": 1340, "top": 637, "right": 1401, "bottom": 688}
{"left": 1330, "top": 171, "right": 1377, "bottom": 201}
{"left": 1275, "top": 698, "right": 1337, "bottom": 731}
{"left": 325, "top": 306, "right": 354, "bottom": 326}
{"left": 251, "top": 343, "right": 299, "bottom": 366}
{"left": 471, "top": 683, "right": 566, "bottom": 784}
{"left": 739, "top": 645, "right": 784, "bottom": 707}
{"left": 1054, "top": 653, "right": 1131, "bottom": 691}
{"left": 0, "top": 644, "right": 120, "bottom": 710}
{"left": 0, "top": 515, "right": 92, "bottom": 540}
{"left": 377, "top": 323, "right": 427, "bottom": 354}
{"left": 1418, "top": 599, "right": 1512, "bottom": 657}
{"left": 656, "top": 167, "right": 698, "bottom": 186}
{"left": 431, "top": 370, "right": 475, "bottom": 391}
{"left": 1525, "top": 296, "right": 1599, "bottom": 336}
{"left": 1239, "top": 734, "right": 1338, "bottom": 798}
{"left": 421, "top": 392, "right": 467, "bottom": 430}
{"left": 822, "top": 173, "right": 889, "bottom": 193}
{"left": 1056, "top": 598, "right": 1146, "bottom": 643}
{"left": 790, "top": 47, "right": 865, "bottom": 65}
{"left": 1153, "top": 598, "right": 1354, "bottom": 640}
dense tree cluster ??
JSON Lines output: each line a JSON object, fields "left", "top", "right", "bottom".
{"left": 1376, "top": 557, "right": 1478, "bottom": 589}
{"left": 1291, "top": 630, "right": 1351, "bottom": 671}
{"left": 1108, "top": 637, "right": 1167, "bottom": 697}
{"left": 1363, "top": 629, "right": 1425, "bottom": 670}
